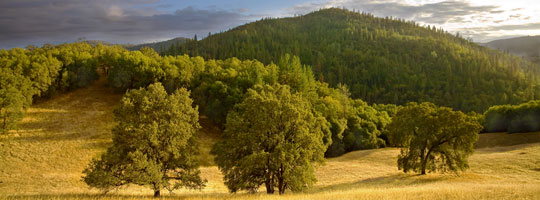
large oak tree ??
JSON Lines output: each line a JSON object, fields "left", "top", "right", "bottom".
{"left": 388, "top": 102, "right": 481, "bottom": 175}
{"left": 83, "top": 83, "right": 205, "bottom": 197}
{"left": 212, "top": 84, "right": 329, "bottom": 194}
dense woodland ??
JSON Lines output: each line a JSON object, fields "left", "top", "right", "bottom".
{"left": 165, "top": 8, "right": 540, "bottom": 112}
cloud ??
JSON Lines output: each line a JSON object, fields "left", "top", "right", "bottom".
{"left": 286, "top": 0, "right": 540, "bottom": 42}
{"left": 0, "top": 0, "right": 249, "bottom": 48}
{"left": 289, "top": 0, "right": 499, "bottom": 24}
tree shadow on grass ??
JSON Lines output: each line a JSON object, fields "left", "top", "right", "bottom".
{"left": 475, "top": 142, "right": 540, "bottom": 154}
{"left": 9, "top": 131, "right": 101, "bottom": 143}
{"left": 475, "top": 132, "right": 540, "bottom": 151}
{"left": 312, "top": 173, "right": 448, "bottom": 193}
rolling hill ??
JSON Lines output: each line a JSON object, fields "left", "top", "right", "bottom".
{"left": 483, "top": 36, "right": 540, "bottom": 64}
{"left": 1, "top": 80, "right": 539, "bottom": 199}
{"left": 166, "top": 8, "right": 540, "bottom": 112}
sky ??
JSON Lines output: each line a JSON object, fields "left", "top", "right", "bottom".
{"left": 1, "top": 0, "right": 540, "bottom": 49}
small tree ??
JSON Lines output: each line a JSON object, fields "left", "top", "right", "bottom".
{"left": 388, "top": 102, "right": 481, "bottom": 175}
{"left": 211, "top": 84, "right": 329, "bottom": 194}
{"left": 83, "top": 83, "right": 205, "bottom": 197}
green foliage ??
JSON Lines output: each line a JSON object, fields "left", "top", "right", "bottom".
{"left": 342, "top": 100, "right": 389, "bottom": 150}
{"left": 51, "top": 42, "right": 100, "bottom": 92}
{"left": 0, "top": 67, "right": 33, "bottom": 133}
{"left": 191, "top": 58, "right": 278, "bottom": 126}
{"left": 0, "top": 42, "right": 111, "bottom": 133}
{"left": 211, "top": 84, "right": 329, "bottom": 194}
{"left": 106, "top": 50, "right": 163, "bottom": 91}
{"left": 277, "top": 54, "right": 315, "bottom": 93}
{"left": 484, "top": 100, "right": 540, "bottom": 133}
{"left": 0, "top": 47, "right": 58, "bottom": 133}
{"left": 83, "top": 83, "right": 205, "bottom": 196}
{"left": 388, "top": 102, "right": 482, "bottom": 174}
{"left": 167, "top": 8, "right": 540, "bottom": 113}
{"left": 314, "top": 83, "right": 390, "bottom": 157}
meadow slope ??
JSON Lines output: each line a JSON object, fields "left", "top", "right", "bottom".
{"left": 1, "top": 80, "right": 540, "bottom": 199}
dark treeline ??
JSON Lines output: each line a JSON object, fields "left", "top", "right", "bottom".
{"left": 164, "top": 8, "right": 540, "bottom": 113}
{"left": 484, "top": 100, "right": 540, "bottom": 133}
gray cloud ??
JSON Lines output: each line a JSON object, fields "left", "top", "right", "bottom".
{"left": 0, "top": 0, "right": 248, "bottom": 48}
{"left": 290, "top": 0, "right": 498, "bottom": 24}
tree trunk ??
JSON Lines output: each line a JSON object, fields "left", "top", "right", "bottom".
{"left": 3, "top": 114, "right": 7, "bottom": 132}
{"left": 265, "top": 180, "right": 275, "bottom": 194}
{"left": 420, "top": 144, "right": 427, "bottom": 175}
{"left": 421, "top": 157, "right": 427, "bottom": 175}
{"left": 278, "top": 178, "right": 286, "bottom": 195}
{"left": 154, "top": 190, "right": 160, "bottom": 197}
{"left": 278, "top": 164, "right": 286, "bottom": 195}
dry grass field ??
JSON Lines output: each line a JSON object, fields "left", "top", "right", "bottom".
{"left": 1, "top": 79, "right": 540, "bottom": 199}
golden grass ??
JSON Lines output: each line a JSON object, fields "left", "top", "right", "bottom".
{"left": 1, "top": 80, "right": 540, "bottom": 199}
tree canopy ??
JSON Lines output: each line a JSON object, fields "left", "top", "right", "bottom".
{"left": 83, "top": 83, "right": 205, "bottom": 197}
{"left": 211, "top": 84, "right": 329, "bottom": 194}
{"left": 388, "top": 102, "right": 482, "bottom": 175}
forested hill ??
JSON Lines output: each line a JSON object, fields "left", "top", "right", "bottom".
{"left": 165, "top": 8, "right": 540, "bottom": 112}
{"left": 483, "top": 36, "right": 540, "bottom": 64}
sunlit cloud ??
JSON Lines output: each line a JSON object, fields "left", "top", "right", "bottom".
{"left": 287, "top": 0, "right": 540, "bottom": 42}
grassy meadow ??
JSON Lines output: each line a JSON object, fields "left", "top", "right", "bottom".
{"left": 1, "top": 80, "right": 540, "bottom": 199}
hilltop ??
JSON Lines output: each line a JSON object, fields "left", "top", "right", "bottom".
{"left": 166, "top": 8, "right": 540, "bottom": 112}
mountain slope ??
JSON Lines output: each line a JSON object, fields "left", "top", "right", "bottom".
{"left": 166, "top": 8, "right": 540, "bottom": 112}
{"left": 127, "top": 37, "right": 189, "bottom": 52}
{"left": 483, "top": 36, "right": 540, "bottom": 64}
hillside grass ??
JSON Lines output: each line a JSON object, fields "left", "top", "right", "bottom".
{"left": 1, "top": 80, "right": 540, "bottom": 199}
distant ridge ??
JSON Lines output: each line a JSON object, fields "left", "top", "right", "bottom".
{"left": 126, "top": 37, "right": 189, "bottom": 53}
{"left": 483, "top": 36, "right": 540, "bottom": 64}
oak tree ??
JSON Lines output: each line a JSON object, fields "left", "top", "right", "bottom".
{"left": 83, "top": 83, "right": 205, "bottom": 197}
{"left": 388, "top": 102, "right": 481, "bottom": 175}
{"left": 211, "top": 84, "right": 329, "bottom": 194}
